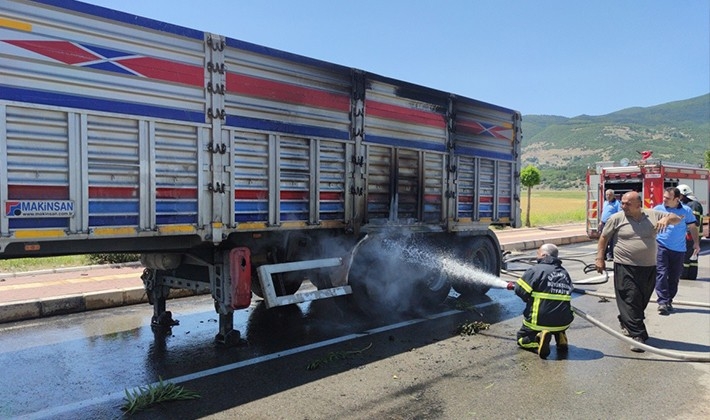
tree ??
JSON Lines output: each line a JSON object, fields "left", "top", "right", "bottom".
{"left": 520, "top": 165, "right": 542, "bottom": 227}
{"left": 705, "top": 149, "right": 710, "bottom": 169}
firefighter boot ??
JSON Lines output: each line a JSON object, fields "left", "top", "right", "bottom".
{"left": 555, "top": 331, "right": 568, "bottom": 352}
{"left": 517, "top": 336, "right": 539, "bottom": 351}
{"left": 537, "top": 331, "right": 551, "bottom": 359}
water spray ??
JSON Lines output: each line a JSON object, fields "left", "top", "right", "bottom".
{"left": 379, "top": 238, "right": 512, "bottom": 290}
{"left": 439, "top": 257, "right": 511, "bottom": 290}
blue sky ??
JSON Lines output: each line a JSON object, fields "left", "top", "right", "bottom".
{"left": 81, "top": 0, "right": 709, "bottom": 117}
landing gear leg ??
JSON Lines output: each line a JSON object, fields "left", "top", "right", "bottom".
{"left": 215, "top": 312, "right": 241, "bottom": 346}
{"left": 142, "top": 268, "right": 179, "bottom": 329}
{"left": 212, "top": 257, "right": 244, "bottom": 347}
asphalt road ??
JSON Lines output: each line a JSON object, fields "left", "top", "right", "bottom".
{"left": 0, "top": 240, "right": 708, "bottom": 419}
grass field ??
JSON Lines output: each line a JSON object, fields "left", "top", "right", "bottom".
{"left": 0, "top": 190, "right": 586, "bottom": 273}
{"left": 520, "top": 189, "right": 586, "bottom": 227}
{"left": 0, "top": 255, "right": 93, "bottom": 273}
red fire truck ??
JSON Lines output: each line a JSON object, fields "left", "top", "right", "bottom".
{"left": 586, "top": 159, "right": 709, "bottom": 239}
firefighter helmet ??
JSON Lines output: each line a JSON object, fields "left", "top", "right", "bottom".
{"left": 677, "top": 184, "right": 697, "bottom": 201}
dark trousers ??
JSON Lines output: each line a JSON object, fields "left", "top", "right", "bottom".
{"left": 681, "top": 237, "right": 699, "bottom": 279}
{"left": 606, "top": 236, "right": 616, "bottom": 259}
{"left": 517, "top": 325, "right": 538, "bottom": 342}
{"left": 655, "top": 245, "right": 684, "bottom": 305}
{"left": 516, "top": 325, "right": 566, "bottom": 344}
{"left": 600, "top": 222, "right": 615, "bottom": 258}
{"left": 614, "top": 263, "right": 656, "bottom": 340}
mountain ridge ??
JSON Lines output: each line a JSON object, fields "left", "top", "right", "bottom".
{"left": 521, "top": 93, "right": 709, "bottom": 188}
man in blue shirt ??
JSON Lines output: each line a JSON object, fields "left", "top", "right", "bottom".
{"left": 600, "top": 189, "right": 621, "bottom": 260}
{"left": 653, "top": 187, "right": 699, "bottom": 315}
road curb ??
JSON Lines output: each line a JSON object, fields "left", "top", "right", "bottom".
{"left": 0, "top": 287, "right": 204, "bottom": 324}
{"left": 500, "top": 234, "right": 592, "bottom": 251}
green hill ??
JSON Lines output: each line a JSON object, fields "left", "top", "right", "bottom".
{"left": 522, "top": 93, "right": 709, "bottom": 189}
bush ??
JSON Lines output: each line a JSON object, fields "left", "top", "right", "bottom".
{"left": 88, "top": 253, "right": 140, "bottom": 265}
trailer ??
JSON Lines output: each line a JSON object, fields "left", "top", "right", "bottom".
{"left": 586, "top": 159, "right": 709, "bottom": 239}
{"left": 0, "top": 0, "right": 522, "bottom": 344}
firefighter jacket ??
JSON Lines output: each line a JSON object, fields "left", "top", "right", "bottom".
{"left": 686, "top": 200, "right": 704, "bottom": 240}
{"left": 514, "top": 255, "right": 573, "bottom": 332}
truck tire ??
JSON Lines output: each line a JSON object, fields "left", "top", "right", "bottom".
{"left": 245, "top": 302, "right": 305, "bottom": 343}
{"left": 347, "top": 249, "right": 397, "bottom": 318}
{"left": 411, "top": 269, "right": 452, "bottom": 312}
{"left": 251, "top": 271, "right": 303, "bottom": 298}
{"left": 348, "top": 234, "right": 451, "bottom": 318}
{"left": 451, "top": 236, "right": 500, "bottom": 296}
{"left": 282, "top": 233, "right": 342, "bottom": 290}
{"left": 250, "top": 241, "right": 304, "bottom": 298}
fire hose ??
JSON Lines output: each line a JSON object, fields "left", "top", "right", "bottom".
{"left": 570, "top": 305, "right": 710, "bottom": 362}
{"left": 500, "top": 255, "right": 710, "bottom": 362}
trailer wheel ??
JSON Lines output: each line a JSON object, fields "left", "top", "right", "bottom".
{"left": 281, "top": 233, "right": 340, "bottom": 290}
{"left": 347, "top": 243, "right": 393, "bottom": 317}
{"left": 451, "top": 236, "right": 499, "bottom": 296}
{"left": 412, "top": 269, "right": 451, "bottom": 311}
{"left": 245, "top": 302, "right": 304, "bottom": 343}
{"left": 348, "top": 235, "right": 450, "bottom": 318}
{"left": 251, "top": 270, "right": 302, "bottom": 298}
{"left": 250, "top": 243, "right": 303, "bottom": 298}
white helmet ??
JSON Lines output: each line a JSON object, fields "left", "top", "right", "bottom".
{"left": 676, "top": 184, "right": 697, "bottom": 201}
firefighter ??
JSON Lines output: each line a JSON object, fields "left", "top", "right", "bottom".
{"left": 513, "top": 243, "right": 573, "bottom": 359}
{"left": 677, "top": 184, "right": 703, "bottom": 280}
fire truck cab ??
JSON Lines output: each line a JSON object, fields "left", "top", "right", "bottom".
{"left": 586, "top": 159, "right": 709, "bottom": 239}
